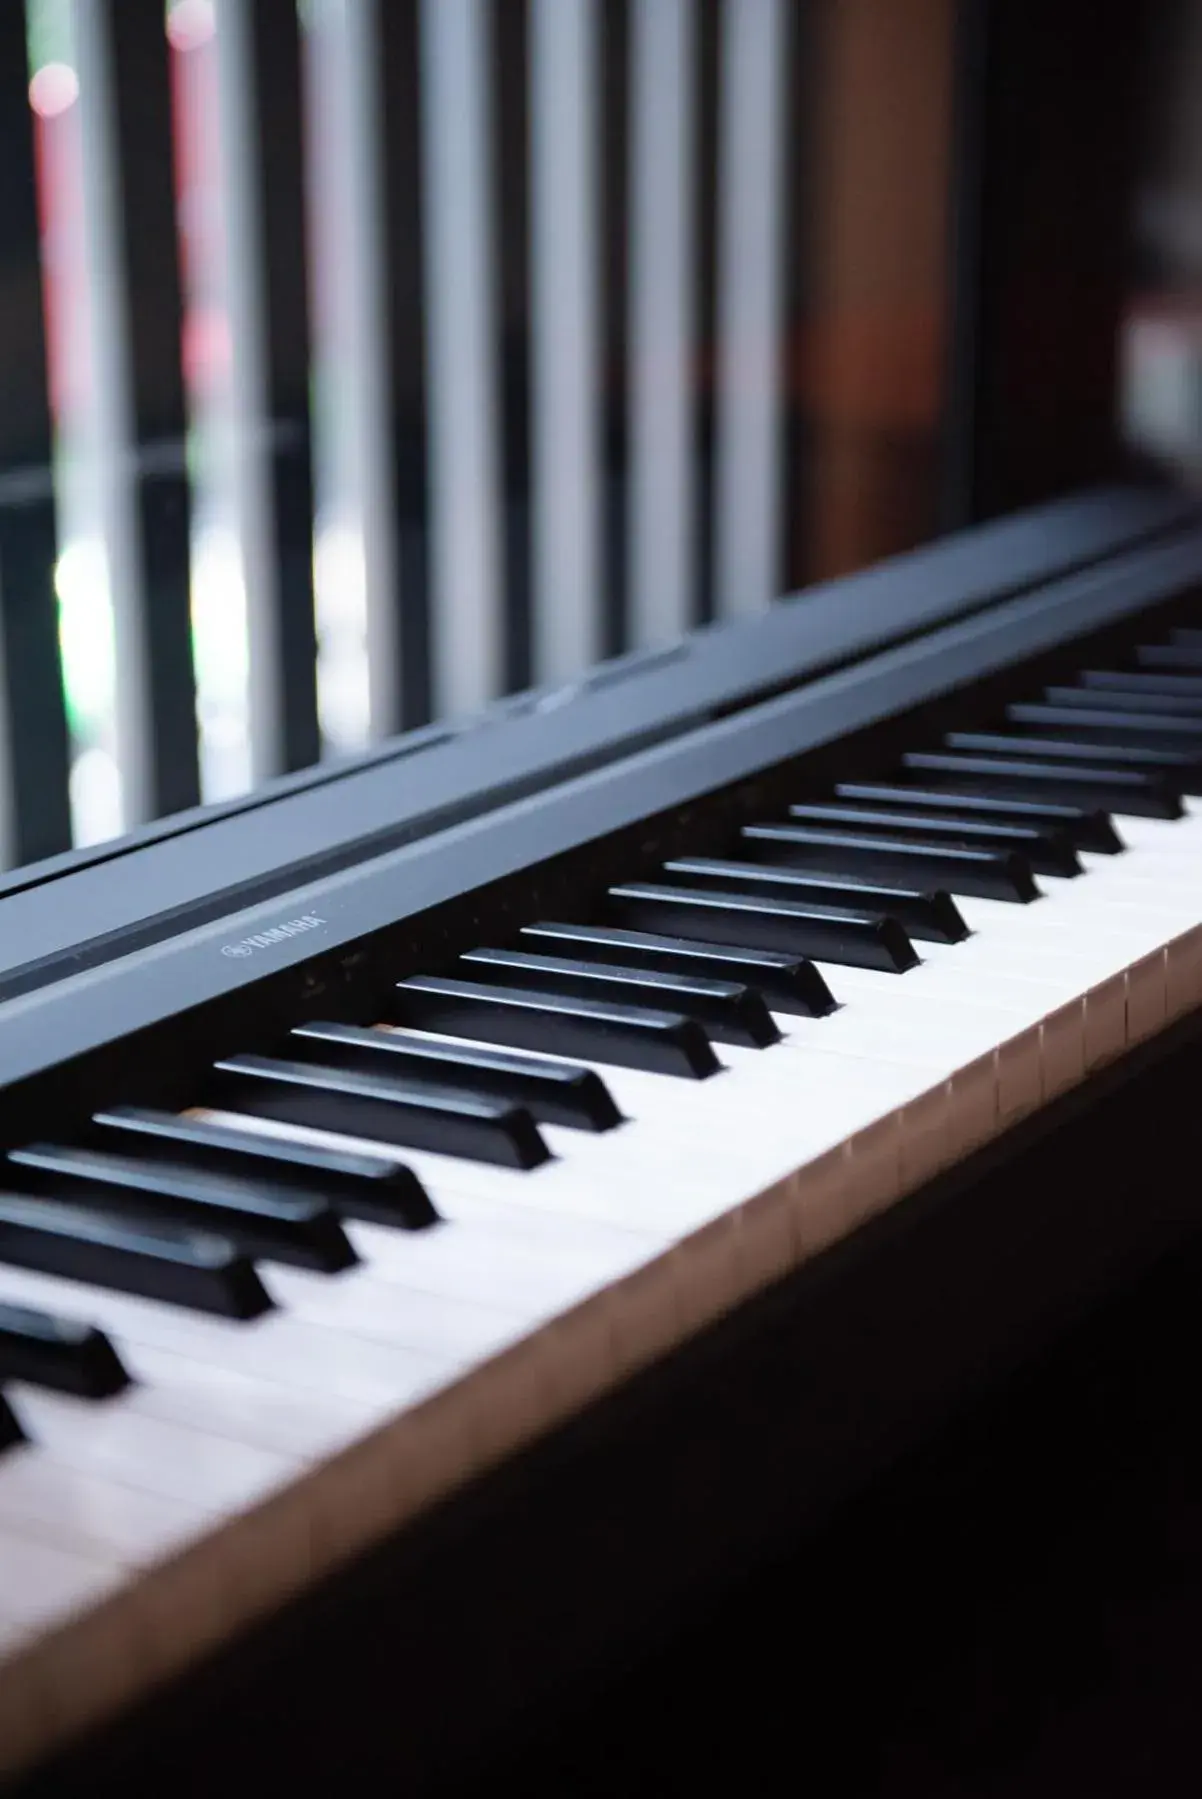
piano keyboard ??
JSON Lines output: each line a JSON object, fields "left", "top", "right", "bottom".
{"left": 2, "top": 498, "right": 1202, "bottom": 1785}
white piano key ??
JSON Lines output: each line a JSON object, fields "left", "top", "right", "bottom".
{"left": 433, "top": 1054, "right": 920, "bottom": 1208}
{"left": 0, "top": 1445, "right": 209, "bottom": 1568}
{"left": 9, "top": 1386, "right": 300, "bottom": 1515}
{"left": 261, "top": 1264, "right": 534, "bottom": 1364}
{"left": 629, "top": 0, "right": 696, "bottom": 647}
{"left": 111, "top": 1340, "right": 386, "bottom": 1463}
{"left": 713, "top": 0, "right": 787, "bottom": 618}
{"left": 0, "top": 1610, "right": 33, "bottom": 1656}
{"left": 0, "top": 1524, "right": 125, "bottom": 1627}
{"left": 12, "top": 759, "right": 1202, "bottom": 1796}
{"left": 530, "top": 0, "right": 602, "bottom": 680}
{"left": 420, "top": 0, "right": 504, "bottom": 716}
{"left": 0, "top": 1263, "right": 449, "bottom": 1412}
{"left": 346, "top": 1211, "right": 654, "bottom": 1314}
{"left": 196, "top": 1105, "right": 736, "bottom": 1233}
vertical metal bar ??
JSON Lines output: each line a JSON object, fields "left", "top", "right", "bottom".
{"left": 713, "top": 0, "right": 786, "bottom": 619}
{"left": 628, "top": 0, "right": 695, "bottom": 648}
{"left": 335, "top": 0, "right": 404, "bottom": 739}
{"left": 73, "top": 0, "right": 200, "bottom": 824}
{"left": 530, "top": 0, "right": 602, "bottom": 683}
{"left": 0, "top": 3, "right": 73, "bottom": 869}
{"left": 213, "top": 0, "right": 320, "bottom": 777}
{"left": 304, "top": 0, "right": 404, "bottom": 740}
{"left": 940, "top": 0, "right": 991, "bottom": 532}
{"left": 419, "top": 0, "right": 504, "bottom": 719}
{"left": 493, "top": 0, "right": 533, "bottom": 695}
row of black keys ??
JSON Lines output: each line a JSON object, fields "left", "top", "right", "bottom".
{"left": 2, "top": 632, "right": 1201, "bottom": 1439}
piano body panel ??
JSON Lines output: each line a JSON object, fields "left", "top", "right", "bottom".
{"left": 2, "top": 499, "right": 1202, "bottom": 1146}
{"left": 1, "top": 490, "right": 1202, "bottom": 1787}
{"left": 10, "top": 999, "right": 1202, "bottom": 1799}
{"left": 0, "top": 483, "right": 1191, "bottom": 1010}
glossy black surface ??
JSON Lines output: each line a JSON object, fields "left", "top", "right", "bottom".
{"left": 8, "top": 1143, "right": 356, "bottom": 1274}
{"left": 0, "top": 1391, "right": 20, "bottom": 1452}
{"left": 389, "top": 977, "right": 720, "bottom": 1079}
{"left": 0, "top": 1194, "right": 269, "bottom": 1317}
{"left": 291, "top": 1021, "right": 622, "bottom": 1130}
{"left": 2, "top": 505, "right": 1196, "bottom": 1104}
{"left": 519, "top": 924, "right": 838, "bottom": 1017}
{"left": 739, "top": 822, "right": 1039, "bottom": 903}
{"left": 1080, "top": 669, "right": 1202, "bottom": 698}
{"left": 835, "top": 781, "right": 1125, "bottom": 852}
{"left": 0, "top": 1301, "right": 129, "bottom": 1398}
{"left": 92, "top": 1106, "right": 438, "bottom": 1230}
{"left": 607, "top": 883, "right": 919, "bottom": 972}
{"left": 785, "top": 801, "right": 1082, "bottom": 877}
{"left": 902, "top": 751, "right": 1183, "bottom": 819}
{"left": 662, "top": 856, "right": 969, "bottom": 942}
{"left": 944, "top": 730, "right": 1202, "bottom": 792}
{"left": 211, "top": 1054, "right": 551, "bottom": 1169}
{"left": 1006, "top": 701, "right": 1202, "bottom": 740}
{"left": 1043, "top": 682, "right": 1202, "bottom": 715}
{"left": 459, "top": 946, "right": 780, "bottom": 1048}
{"left": 1138, "top": 643, "right": 1202, "bottom": 671}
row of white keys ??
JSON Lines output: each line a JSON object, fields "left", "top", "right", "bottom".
{"left": 3, "top": 811, "right": 1199, "bottom": 1764}
{"left": 199, "top": 819, "right": 1202, "bottom": 1262}
{"left": 5, "top": 808, "right": 1200, "bottom": 1682}
{"left": 0, "top": 1130, "right": 695, "bottom": 1631}
{"left": 202, "top": 1029, "right": 940, "bottom": 1281}
{"left": 0, "top": 1523, "right": 126, "bottom": 1627}
{"left": 0, "top": 1045, "right": 859, "bottom": 1718}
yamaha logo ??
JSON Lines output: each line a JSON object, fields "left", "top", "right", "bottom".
{"left": 221, "top": 913, "right": 326, "bottom": 959}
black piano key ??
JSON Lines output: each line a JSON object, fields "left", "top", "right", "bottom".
{"left": 8, "top": 1145, "right": 356, "bottom": 1275}
{"left": 943, "top": 731, "right": 1202, "bottom": 791}
{"left": 1044, "top": 682, "right": 1202, "bottom": 717}
{"left": 0, "top": 1195, "right": 269, "bottom": 1319}
{"left": 389, "top": 977, "right": 719, "bottom": 1079}
{"left": 0, "top": 1392, "right": 21, "bottom": 1452}
{"left": 1171, "top": 627, "right": 1202, "bottom": 645}
{"left": 1137, "top": 643, "right": 1202, "bottom": 671}
{"left": 459, "top": 947, "right": 780, "bottom": 1048}
{"left": 0, "top": 1302, "right": 128, "bottom": 1399}
{"left": 738, "top": 823, "right": 1038, "bottom": 903}
{"left": 93, "top": 1106, "right": 437, "bottom": 1231}
{"left": 1006, "top": 702, "right": 1202, "bottom": 744}
{"left": 607, "top": 883, "right": 919, "bottom": 972}
{"left": 1079, "top": 669, "right": 1202, "bottom": 700}
{"left": 212, "top": 1055, "right": 551, "bottom": 1169}
{"left": 661, "top": 856, "right": 968, "bottom": 943}
{"left": 291, "top": 1022, "right": 622, "bottom": 1130}
{"left": 786, "top": 800, "right": 1082, "bottom": 877}
{"left": 520, "top": 923, "right": 838, "bottom": 1017}
{"left": 835, "top": 780, "right": 1124, "bottom": 853}
{"left": 901, "top": 751, "right": 1183, "bottom": 820}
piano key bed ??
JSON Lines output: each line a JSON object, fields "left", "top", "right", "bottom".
{"left": 4, "top": 493, "right": 1202, "bottom": 1791}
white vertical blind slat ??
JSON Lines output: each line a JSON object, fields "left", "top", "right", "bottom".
{"left": 70, "top": 0, "right": 156, "bottom": 828}
{"left": 629, "top": 0, "right": 696, "bottom": 649}
{"left": 714, "top": 0, "right": 787, "bottom": 619}
{"left": 305, "top": 0, "right": 403, "bottom": 739}
{"left": 420, "top": 0, "right": 504, "bottom": 719}
{"left": 211, "top": 0, "right": 286, "bottom": 783}
{"left": 530, "top": 0, "right": 602, "bottom": 684}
